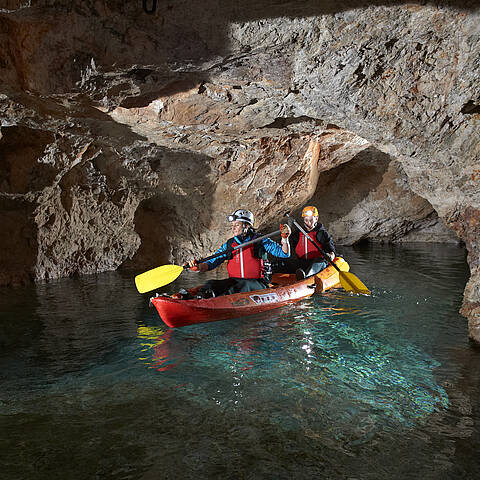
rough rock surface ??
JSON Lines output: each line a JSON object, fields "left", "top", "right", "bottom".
{"left": 0, "top": 1, "right": 479, "bottom": 340}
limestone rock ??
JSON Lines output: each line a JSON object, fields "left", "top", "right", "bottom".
{"left": 0, "top": 1, "right": 479, "bottom": 341}
{"left": 311, "top": 147, "right": 460, "bottom": 245}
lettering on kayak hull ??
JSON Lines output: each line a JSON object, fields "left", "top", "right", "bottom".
{"left": 249, "top": 293, "right": 280, "bottom": 305}
{"left": 230, "top": 298, "right": 250, "bottom": 307}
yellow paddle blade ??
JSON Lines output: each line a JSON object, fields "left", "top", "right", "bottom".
{"left": 135, "top": 264, "right": 184, "bottom": 293}
{"left": 339, "top": 272, "right": 371, "bottom": 295}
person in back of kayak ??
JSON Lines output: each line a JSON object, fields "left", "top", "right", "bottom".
{"left": 185, "top": 209, "right": 291, "bottom": 298}
{"left": 273, "top": 205, "right": 335, "bottom": 279}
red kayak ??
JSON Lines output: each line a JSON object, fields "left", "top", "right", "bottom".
{"left": 150, "top": 258, "right": 349, "bottom": 328}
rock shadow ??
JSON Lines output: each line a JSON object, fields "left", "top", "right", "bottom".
{"left": 300, "top": 146, "right": 456, "bottom": 245}
{"left": 297, "top": 146, "right": 389, "bottom": 226}
{"left": 0, "top": 126, "right": 54, "bottom": 285}
{"left": 2, "top": 0, "right": 476, "bottom": 99}
{"left": 0, "top": 196, "right": 38, "bottom": 285}
{"left": 121, "top": 149, "right": 217, "bottom": 271}
{"left": 0, "top": 126, "right": 56, "bottom": 194}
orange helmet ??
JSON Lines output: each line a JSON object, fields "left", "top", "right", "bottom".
{"left": 301, "top": 206, "right": 318, "bottom": 217}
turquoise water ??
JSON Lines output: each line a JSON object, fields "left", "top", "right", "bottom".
{"left": 1, "top": 243, "right": 479, "bottom": 479}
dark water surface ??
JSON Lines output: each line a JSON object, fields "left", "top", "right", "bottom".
{"left": 1, "top": 243, "right": 479, "bottom": 479}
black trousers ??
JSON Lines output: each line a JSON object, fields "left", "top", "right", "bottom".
{"left": 198, "top": 277, "right": 269, "bottom": 297}
{"left": 272, "top": 258, "right": 328, "bottom": 277}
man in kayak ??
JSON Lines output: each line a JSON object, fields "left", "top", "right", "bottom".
{"left": 273, "top": 205, "right": 336, "bottom": 279}
{"left": 185, "top": 209, "right": 291, "bottom": 298}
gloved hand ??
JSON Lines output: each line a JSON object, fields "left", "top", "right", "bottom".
{"left": 184, "top": 260, "right": 209, "bottom": 273}
{"left": 197, "top": 262, "right": 209, "bottom": 273}
{"left": 280, "top": 223, "right": 291, "bottom": 238}
{"left": 185, "top": 259, "right": 199, "bottom": 271}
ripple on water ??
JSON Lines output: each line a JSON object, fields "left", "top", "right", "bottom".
{"left": 0, "top": 243, "right": 478, "bottom": 479}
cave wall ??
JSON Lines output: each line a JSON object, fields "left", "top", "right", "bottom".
{"left": 0, "top": 0, "right": 479, "bottom": 340}
{"left": 311, "top": 146, "right": 460, "bottom": 245}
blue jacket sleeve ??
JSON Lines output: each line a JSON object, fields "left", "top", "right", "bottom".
{"left": 203, "top": 241, "right": 230, "bottom": 270}
{"left": 261, "top": 238, "right": 290, "bottom": 258}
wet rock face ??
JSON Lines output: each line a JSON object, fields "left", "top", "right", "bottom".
{"left": 0, "top": 1, "right": 479, "bottom": 339}
{"left": 452, "top": 207, "right": 480, "bottom": 342}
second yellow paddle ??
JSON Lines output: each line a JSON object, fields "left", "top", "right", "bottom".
{"left": 285, "top": 213, "right": 370, "bottom": 295}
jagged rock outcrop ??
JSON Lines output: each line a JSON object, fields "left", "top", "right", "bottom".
{"left": 0, "top": 1, "right": 478, "bottom": 340}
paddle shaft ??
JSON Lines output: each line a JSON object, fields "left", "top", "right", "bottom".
{"left": 284, "top": 213, "right": 341, "bottom": 273}
{"left": 196, "top": 229, "right": 282, "bottom": 264}
{"left": 135, "top": 230, "right": 285, "bottom": 293}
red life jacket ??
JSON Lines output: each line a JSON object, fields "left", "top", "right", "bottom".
{"left": 226, "top": 238, "right": 264, "bottom": 279}
{"left": 295, "top": 231, "right": 323, "bottom": 260}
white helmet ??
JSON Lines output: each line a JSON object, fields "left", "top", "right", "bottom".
{"left": 227, "top": 209, "right": 255, "bottom": 227}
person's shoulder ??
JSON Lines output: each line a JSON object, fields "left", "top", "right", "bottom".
{"left": 223, "top": 237, "right": 235, "bottom": 247}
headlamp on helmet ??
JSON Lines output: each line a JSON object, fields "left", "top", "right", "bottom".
{"left": 302, "top": 206, "right": 319, "bottom": 217}
{"left": 227, "top": 209, "right": 255, "bottom": 227}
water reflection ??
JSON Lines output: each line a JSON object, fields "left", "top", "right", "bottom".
{"left": 136, "top": 297, "right": 449, "bottom": 430}
{"left": 137, "top": 326, "right": 183, "bottom": 371}
{"left": 33, "top": 273, "right": 139, "bottom": 375}
{"left": 2, "top": 243, "right": 479, "bottom": 479}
